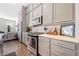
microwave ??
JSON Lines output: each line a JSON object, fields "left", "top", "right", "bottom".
{"left": 32, "top": 16, "right": 43, "bottom": 26}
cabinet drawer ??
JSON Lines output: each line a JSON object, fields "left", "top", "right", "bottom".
{"left": 51, "top": 39, "right": 75, "bottom": 50}
{"left": 39, "top": 36, "right": 49, "bottom": 43}
{"left": 39, "top": 41, "right": 49, "bottom": 56}
{"left": 51, "top": 45, "right": 75, "bottom": 56}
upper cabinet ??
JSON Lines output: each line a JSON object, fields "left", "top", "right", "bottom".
{"left": 26, "top": 3, "right": 42, "bottom": 27}
{"left": 42, "top": 3, "right": 54, "bottom": 25}
{"left": 25, "top": 3, "right": 75, "bottom": 27}
{"left": 26, "top": 14, "right": 29, "bottom": 26}
{"left": 33, "top": 4, "right": 42, "bottom": 18}
{"left": 28, "top": 12, "right": 33, "bottom": 27}
{"left": 37, "top": 5, "right": 42, "bottom": 17}
{"left": 33, "top": 3, "right": 41, "bottom": 9}
{"left": 21, "top": 6, "right": 27, "bottom": 32}
{"left": 33, "top": 7, "right": 38, "bottom": 18}
{"left": 54, "top": 3, "right": 75, "bottom": 23}
{"left": 26, "top": 4, "right": 33, "bottom": 13}
{"left": 28, "top": 4, "right": 33, "bottom": 12}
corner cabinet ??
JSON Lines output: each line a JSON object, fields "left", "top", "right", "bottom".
{"left": 54, "top": 3, "right": 75, "bottom": 23}
{"left": 42, "top": 3, "right": 54, "bottom": 25}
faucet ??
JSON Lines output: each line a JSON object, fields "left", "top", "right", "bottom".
{"left": 44, "top": 26, "right": 48, "bottom": 34}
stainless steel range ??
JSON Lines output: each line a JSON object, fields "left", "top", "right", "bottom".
{"left": 27, "top": 32, "right": 43, "bottom": 56}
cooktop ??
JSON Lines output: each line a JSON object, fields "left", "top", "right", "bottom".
{"left": 27, "top": 32, "right": 44, "bottom": 36}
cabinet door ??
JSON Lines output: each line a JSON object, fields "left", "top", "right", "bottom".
{"left": 37, "top": 5, "right": 42, "bottom": 17}
{"left": 51, "top": 38, "right": 75, "bottom": 50}
{"left": 51, "top": 45, "right": 75, "bottom": 56}
{"left": 26, "top": 14, "right": 29, "bottom": 26}
{"left": 33, "top": 8, "right": 38, "bottom": 18}
{"left": 33, "top": 3, "right": 41, "bottom": 9}
{"left": 24, "top": 34, "right": 28, "bottom": 45}
{"left": 54, "top": 3, "right": 75, "bottom": 23}
{"left": 39, "top": 41, "right": 50, "bottom": 56}
{"left": 33, "top": 4, "right": 42, "bottom": 21}
{"left": 27, "top": 4, "right": 33, "bottom": 13}
{"left": 29, "top": 12, "right": 33, "bottom": 27}
{"left": 33, "top": 3, "right": 38, "bottom": 8}
{"left": 26, "top": 7, "right": 29, "bottom": 13}
{"left": 28, "top": 4, "right": 33, "bottom": 12}
{"left": 43, "top": 3, "right": 54, "bottom": 25}
{"left": 22, "top": 33, "right": 25, "bottom": 43}
{"left": 51, "top": 39, "right": 76, "bottom": 56}
{"left": 38, "top": 36, "right": 50, "bottom": 56}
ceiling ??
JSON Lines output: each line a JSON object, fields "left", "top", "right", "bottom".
{"left": 0, "top": 3, "right": 22, "bottom": 21}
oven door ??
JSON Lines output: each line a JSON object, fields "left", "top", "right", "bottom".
{"left": 28, "top": 36, "right": 37, "bottom": 55}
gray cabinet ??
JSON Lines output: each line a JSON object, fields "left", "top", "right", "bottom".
{"left": 37, "top": 5, "right": 42, "bottom": 17}
{"left": 26, "top": 3, "right": 75, "bottom": 27}
{"left": 38, "top": 36, "right": 50, "bottom": 56}
{"left": 38, "top": 35, "right": 77, "bottom": 56}
{"left": 51, "top": 44, "right": 75, "bottom": 56}
{"left": 33, "top": 3, "right": 41, "bottom": 9}
{"left": 42, "top": 3, "right": 54, "bottom": 25}
{"left": 33, "top": 7, "right": 38, "bottom": 18}
{"left": 21, "top": 6, "right": 27, "bottom": 32}
{"left": 39, "top": 41, "right": 50, "bottom": 56}
{"left": 22, "top": 32, "right": 28, "bottom": 45}
{"left": 27, "top": 4, "right": 42, "bottom": 27}
{"left": 26, "top": 14, "right": 29, "bottom": 27}
{"left": 28, "top": 4, "right": 33, "bottom": 12}
{"left": 26, "top": 4, "right": 33, "bottom": 13}
{"left": 54, "top": 3, "right": 75, "bottom": 23}
{"left": 51, "top": 39, "right": 76, "bottom": 56}
{"left": 33, "top": 4, "right": 42, "bottom": 18}
{"left": 28, "top": 12, "right": 33, "bottom": 27}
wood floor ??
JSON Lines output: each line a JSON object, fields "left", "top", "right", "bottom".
{"left": 1, "top": 40, "right": 33, "bottom": 56}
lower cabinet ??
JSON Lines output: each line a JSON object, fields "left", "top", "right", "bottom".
{"left": 22, "top": 32, "right": 28, "bottom": 45}
{"left": 39, "top": 41, "right": 50, "bottom": 56}
{"left": 38, "top": 36, "right": 77, "bottom": 56}
{"left": 51, "top": 45, "right": 75, "bottom": 56}
{"left": 51, "top": 38, "right": 76, "bottom": 56}
{"left": 38, "top": 36, "right": 50, "bottom": 56}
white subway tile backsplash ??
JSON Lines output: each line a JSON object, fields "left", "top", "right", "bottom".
{"left": 32, "top": 25, "right": 60, "bottom": 34}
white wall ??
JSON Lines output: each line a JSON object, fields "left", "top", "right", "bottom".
{"left": 0, "top": 18, "right": 16, "bottom": 32}
{"left": 0, "top": 3, "right": 21, "bottom": 21}
{"left": 75, "top": 3, "right": 79, "bottom": 38}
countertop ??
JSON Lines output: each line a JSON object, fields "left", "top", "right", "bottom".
{"left": 39, "top": 34, "right": 79, "bottom": 43}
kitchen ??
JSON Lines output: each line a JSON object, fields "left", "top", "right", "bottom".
{"left": 18, "top": 3, "right": 79, "bottom": 56}
{"left": 0, "top": 3, "right": 79, "bottom": 56}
